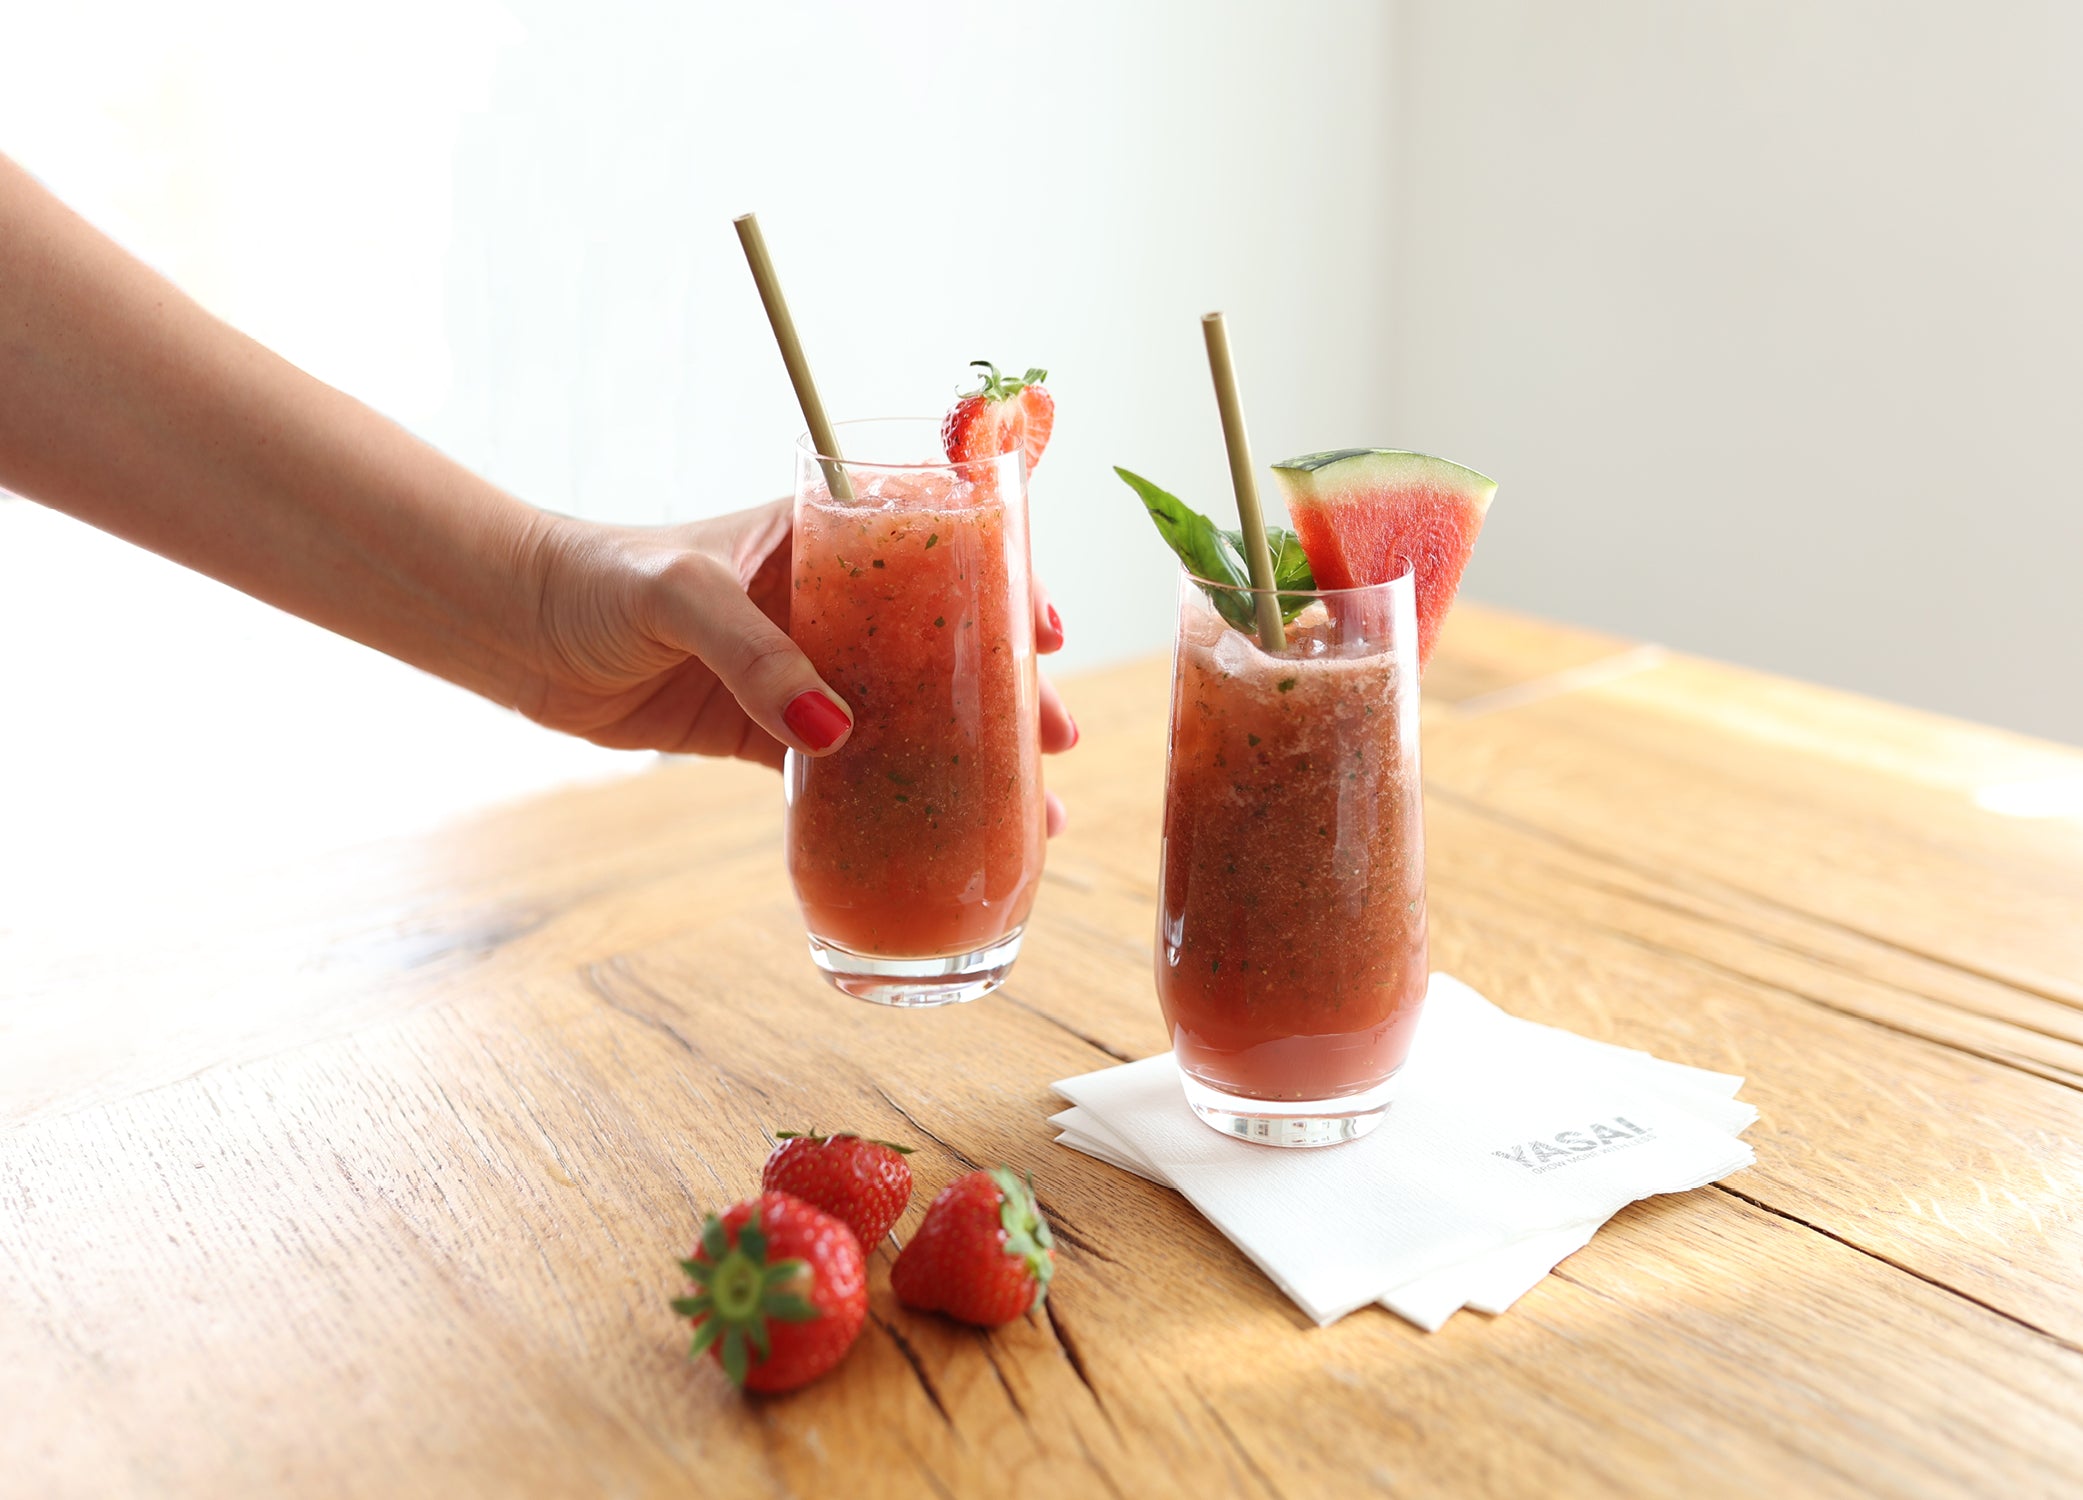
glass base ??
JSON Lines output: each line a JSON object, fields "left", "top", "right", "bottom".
{"left": 1177, "top": 1066, "right": 1399, "bottom": 1148}
{"left": 807, "top": 928, "right": 1024, "bottom": 1008}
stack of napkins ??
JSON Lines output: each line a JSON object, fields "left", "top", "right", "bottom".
{"left": 1051, "top": 974, "right": 1756, "bottom": 1329}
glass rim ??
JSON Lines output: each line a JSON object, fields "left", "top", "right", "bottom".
{"left": 1179, "top": 556, "right": 1416, "bottom": 600}
{"left": 794, "top": 416, "right": 1018, "bottom": 473}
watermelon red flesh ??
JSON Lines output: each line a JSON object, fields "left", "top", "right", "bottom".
{"left": 1269, "top": 449, "right": 1497, "bottom": 671}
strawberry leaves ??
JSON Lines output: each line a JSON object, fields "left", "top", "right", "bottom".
{"left": 988, "top": 1167, "right": 1055, "bottom": 1312}
{"left": 676, "top": 1206, "right": 822, "bottom": 1386}
{"left": 959, "top": 360, "right": 1047, "bottom": 402}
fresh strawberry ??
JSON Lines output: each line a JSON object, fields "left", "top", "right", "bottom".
{"left": 761, "top": 1130, "right": 915, "bottom": 1251}
{"left": 941, "top": 361, "right": 1055, "bottom": 475}
{"left": 891, "top": 1166, "right": 1055, "bottom": 1327}
{"left": 672, "top": 1191, "right": 867, "bottom": 1393}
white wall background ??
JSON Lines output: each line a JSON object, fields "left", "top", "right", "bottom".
{"left": 0, "top": 0, "right": 1398, "bottom": 910}
{"left": 1387, "top": 0, "right": 2083, "bottom": 746}
{"left": 1, "top": 0, "right": 2077, "bottom": 915}
{"left": 0, "top": 0, "right": 1397, "bottom": 674}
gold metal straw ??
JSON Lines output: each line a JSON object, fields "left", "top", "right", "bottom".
{"left": 733, "top": 213, "right": 853, "bottom": 501}
{"left": 1201, "top": 312, "right": 1285, "bottom": 651}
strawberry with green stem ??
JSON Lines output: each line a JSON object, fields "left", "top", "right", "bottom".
{"left": 891, "top": 1166, "right": 1055, "bottom": 1327}
{"left": 941, "top": 361, "right": 1055, "bottom": 475}
{"left": 762, "top": 1129, "right": 915, "bottom": 1251}
{"left": 672, "top": 1192, "right": 867, "bottom": 1393}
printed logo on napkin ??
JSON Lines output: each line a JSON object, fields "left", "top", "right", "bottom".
{"left": 1491, "top": 1116, "right": 1657, "bottom": 1174}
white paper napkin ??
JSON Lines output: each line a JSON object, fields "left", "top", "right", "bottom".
{"left": 1050, "top": 974, "right": 1756, "bottom": 1328}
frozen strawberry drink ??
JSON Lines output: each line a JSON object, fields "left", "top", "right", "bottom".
{"left": 1156, "top": 569, "right": 1426, "bottom": 1144}
{"left": 786, "top": 419, "right": 1044, "bottom": 1006}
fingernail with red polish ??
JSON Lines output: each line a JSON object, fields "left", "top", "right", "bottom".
{"left": 784, "top": 691, "right": 852, "bottom": 751}
{"left": 1068, "top": 714, "right": 1080, "bottom": 748}
{"left": 1046, "top": 604, "right": 1064, "bottom": 642}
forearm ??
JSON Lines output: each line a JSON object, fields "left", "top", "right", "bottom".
{"left": 0, "top": 154, "right": 552, "bottom": 707}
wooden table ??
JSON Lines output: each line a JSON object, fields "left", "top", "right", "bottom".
{"left": 6, "top": 605, "right": 2082, "bottom": 1498}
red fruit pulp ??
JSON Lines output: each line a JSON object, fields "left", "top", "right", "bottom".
{"left": 1273, "top": 452, "right": 1495, "bottom": 671}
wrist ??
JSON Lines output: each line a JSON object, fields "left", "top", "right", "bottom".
{"left": 500, "top": 505, "right": 591, "bottom": 717}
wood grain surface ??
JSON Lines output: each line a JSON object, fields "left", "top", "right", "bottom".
{"left": 4, "top": 603, "right": 2080, "bottom": 1499}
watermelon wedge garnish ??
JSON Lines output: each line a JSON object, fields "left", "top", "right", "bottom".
{"left": 1269, "top": 449, "right": 1497, "bottom": 670}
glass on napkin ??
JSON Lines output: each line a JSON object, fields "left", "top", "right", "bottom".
{"left": 1051, "top": 975, "right": 1757, "bottom": 1329}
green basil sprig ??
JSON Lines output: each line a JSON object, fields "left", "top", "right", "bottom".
{"left": 1114, "top": 466, "right": 1316, "bottom": 630}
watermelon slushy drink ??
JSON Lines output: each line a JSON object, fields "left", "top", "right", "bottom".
{"left": 786, "top": 421, "right": 1044, "bottom": 1006}
{"left": 1119, "top": 443, "right": 1491, "bottom": 1145}
{"left": 1156, "top": 567, "right": 1426, "bottom": 1144}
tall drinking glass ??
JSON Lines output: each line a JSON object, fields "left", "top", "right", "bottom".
{"left": 1155, "top": 565, "right": 1427, "bottom": 1145}
{"left": 786, "top": 419, "right": 1045, "bottom": 1006}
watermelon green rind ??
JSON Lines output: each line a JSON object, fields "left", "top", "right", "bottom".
{"left": 1271, "top": 448, "right": 1497, "bottom": 505}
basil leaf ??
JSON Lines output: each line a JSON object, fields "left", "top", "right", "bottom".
{"left": 1115, "top": 466, "right": 1243, "bottom": 585}
{"left": 1113, "top": 467, "right": 1254, "bottom": 630}
{"left": 1218, "top": 524, "right": 1318, "bottom": 623}
{"left": 1117, "top": 467, "right": 1322, "bottom": 630}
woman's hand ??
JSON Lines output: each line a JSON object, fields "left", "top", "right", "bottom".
{"left": 523, "top": 500, "right": 1076, "bottom": 833}
{"left": 0, "top": 154, "right": 1074, "bottom": 832}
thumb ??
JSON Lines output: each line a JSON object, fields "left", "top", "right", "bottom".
{"left": 651, "top": 555, "right": 854, "bottom": 756}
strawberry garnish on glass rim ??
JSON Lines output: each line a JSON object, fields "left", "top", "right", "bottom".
{"left": 940, "top": 360, "right": 1055, "bottom": 475}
